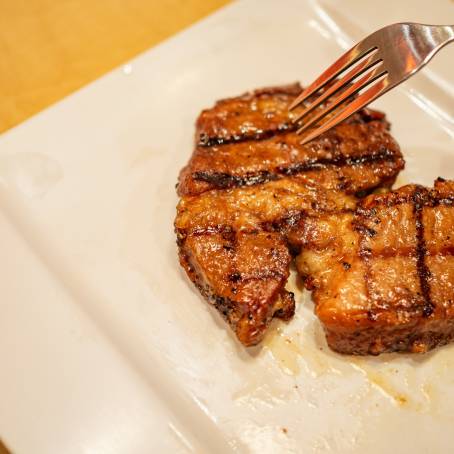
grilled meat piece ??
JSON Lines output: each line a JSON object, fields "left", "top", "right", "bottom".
{"left": 297, "top": 178, "right": 454, "bottom": 355}
{"left": 178, "top": 83, "right": 403, "bottom": 197}
{"left": 176, "top": 179, "right": 357, "bottom": 346}
{"left": 175, "top": 83, "right": 404, "bottom": 346}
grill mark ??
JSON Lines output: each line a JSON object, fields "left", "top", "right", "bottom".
{"left": 193, "top": 148, "right": 399, "bottom": 189}
{"left": 431, "top": 197, "right": 454, "bottom": 206}
{"left": 413, "top": 188, "right": 435, "bottom": 317}
{"left": 359, "top": 194, "right": 454, "bottom": 211}
{"left": 223, "top": 226, "right": 237, "bottom": 250}
{"left": 198, "top": 123, "right": 297, "bottom": 147}
{"left": 260, "top": 212, "right": 305, "bottom": 233}
{"left": 277, "top": 148, "right": 398, "bottom": 176}
{"left": 357, "top": 223, "right": 373, "bottom": 312}
{"left": 228, "top": 270, "right": 286, "bottom": 283}
{"left": 177, "top": 208, "right": 356, "bottom": 239}
{"left": 354, "top": 224, "right": 377, "bottom": 238}
{"left": 198, "top": 108, "right": 386, "bottom": 148}
{"left": 294, "top": 245, "right": 454, "bottom": 259}
{"left": 193, "top": 170, "right": 278, "bottom": 189}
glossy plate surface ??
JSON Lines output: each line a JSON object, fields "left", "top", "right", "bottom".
{"left": 1, "top": 1, "right": 453, "bottom": 453}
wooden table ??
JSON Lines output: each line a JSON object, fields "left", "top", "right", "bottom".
{"left": 0, "top": 1, "right": 230, "bottom": 451}
{"left": 0, "top": 0, "right": 230, "bottom": 134}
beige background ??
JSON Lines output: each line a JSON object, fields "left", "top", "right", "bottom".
{"left": 0, "top": 1, "right": 230, "bottom": 451}
{"left": 0, "top": 0, "right": 230, "bottom": 133}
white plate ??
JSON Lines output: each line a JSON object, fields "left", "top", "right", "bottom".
{"left": 1, "top": 1, "right": 454, "bottom": 453}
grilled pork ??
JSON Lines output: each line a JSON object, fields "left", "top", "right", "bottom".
{"left": 297, "top": 178, "right": 454, "bottom": 355}
{"left": 178, "top": 83, "right": 403, "bottom": 198}
{"left": 176, "top": 179, "right": 357, "bottom": 345}
{"left": 175, "top": 83, "right": 404, "bottom": 346}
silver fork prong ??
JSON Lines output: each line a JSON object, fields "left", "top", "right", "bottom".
{"left": 288, "top": 43, "right": 377, "bottom": 111}
{"left": 291, "top": 22, "right": 454, "bottom": 142}
{"left": 300, "top": 77, "right": 389, "bottom": 145}
{"left": 296, "top": 63, "right": 386, "bottom": 135}
{"left": 291, "top": 51, "right": 381, "bottom": 124}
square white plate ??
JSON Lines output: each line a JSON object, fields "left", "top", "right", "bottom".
{"left": 1, "top": 1, "right": 454, "bottom": 453}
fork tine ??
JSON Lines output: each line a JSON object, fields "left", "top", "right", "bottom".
{"left": 288, "top": 43, "right": 376, "bottom": 111}
{"left": 292, "top": 51, "right": 380, "bottom": 124}
{"left": 296, "top": 64, "right": 386, "bottom": 135}
{"left": 299, "top": 77, "right": 389, "bottom": 145}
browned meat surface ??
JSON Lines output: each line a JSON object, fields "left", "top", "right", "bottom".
{"left": 176, "top": 179, "right": 357, "bottom": 346}
{"left": 175, "top": 83, "right": 404, "bottom": 347}
{"left": 297, "top": 178, "right": 454, "bottom": 355}
{"left": 178, "top": 83, "right": 403, "bottom": 197}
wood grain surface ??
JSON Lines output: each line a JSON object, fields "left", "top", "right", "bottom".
{"left": 0, "top": 440, "right": 9, "bottom": 454}
{"left": 0, "top": 0, "right": 231, "bottom": 133}
{"left": 0, "top": 3, "right": 230, "bottom": 452}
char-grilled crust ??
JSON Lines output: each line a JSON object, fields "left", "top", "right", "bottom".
{"left": 178, "top": 230, "right": 294, "bottom": 346}
{"left": 175, "top": 83, "right": 405, "bottom": 347}
{"left": 178, "top": 82, "right": 403, "bottom": 197}
{"left": 297, "top": 178, "right": 454, "bottom": 355}
{"left": 176, "top": 179, "right": 356, "bottom": 346}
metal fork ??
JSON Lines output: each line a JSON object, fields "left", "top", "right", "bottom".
{"left": 289, "top": 23, "right": 454, "bottom": 144}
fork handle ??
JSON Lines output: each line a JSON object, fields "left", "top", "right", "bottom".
{"left": 422, "top": 25, "right": 454, "bottom": 65}
{"left": 436, "top": 25, "right": 454, "bottom": 45}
